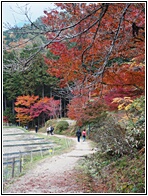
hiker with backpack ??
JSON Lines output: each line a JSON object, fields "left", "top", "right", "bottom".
{"left": 82, "top": 129, "right": 86, "bottom": 142}
{"left": 76, "top": 128, "right": 81, "bottom": 142}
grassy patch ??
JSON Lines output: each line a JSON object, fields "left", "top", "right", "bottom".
{"left": 21, "top": 136, "right": 75, "bottom": 171}
{"left": 3, "top": 133, "right": 75, "bottom": 188}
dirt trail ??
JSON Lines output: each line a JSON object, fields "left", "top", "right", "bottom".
{"left": 3, "top": 132, "right": 95, "bottom": 194}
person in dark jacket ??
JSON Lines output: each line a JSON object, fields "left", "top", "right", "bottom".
{"left": 35, "top": 125, "right": 38, "bottom": 133}
{"left": 50, "top": 126, "right": 54, "bottom": 135}
{"left": 76, "top": 129, "right": 81, "bottom": 142}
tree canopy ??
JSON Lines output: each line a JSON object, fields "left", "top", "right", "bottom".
{"left": 41, "top": 3, "right": 145, "bottom": 124}
{"left": 3, "top": 2, "right": 145, "bottom": 126}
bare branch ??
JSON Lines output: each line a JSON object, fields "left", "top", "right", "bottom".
{"left": 81, "top": 3, "right": 109, "bottom": 64}
{"left": 94, "top": 3, "right": 131, "bottom": 77}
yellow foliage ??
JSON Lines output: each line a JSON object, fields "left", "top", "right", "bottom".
{"left": 112, "top": 97, "right": 122, "bottom": 103}
{"left": 124, "top": 97, "right": 133, "bottom": 102}
{"left": 133, "top": 117, "right": 138, "bottom": 123}
{"left": 130, "top": 60, "right": 145, "bottom": 68}
{"left": 112, "top": 97, "right": 133, "bottom": 111}
{"left": 118, "top": 103, "right": 125, "bottom": 110}
{"left": 125, "top": 104, "right": 132, "bottom": 111}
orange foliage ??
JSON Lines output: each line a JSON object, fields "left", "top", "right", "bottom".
{"left": 15, "top": 95, "right": 39, "bottom": 124}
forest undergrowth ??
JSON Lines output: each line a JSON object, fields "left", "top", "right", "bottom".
{"left": 76, "top": 150, "right": 145, "bottom": 193}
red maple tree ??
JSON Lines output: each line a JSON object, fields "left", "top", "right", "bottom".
{"left": 41, "top": 3, "right": 145, "bottom": 123}
{"left": 15, "top": 95, "right": 60, "bottom": 125}
{"left": 30, "top": 97, "right": 60, "bottom": 119}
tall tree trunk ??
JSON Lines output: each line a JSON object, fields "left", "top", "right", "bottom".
{"left": 42, "top": 113, "right": 45, "bottom": 127}
{"left": 42, "top": 84, "right": 44, "bottom": 98}
{"left": 4, "top": 96, "right": 7, "bottom": 111}
{"left": 63, "top": 98, "right": 66, "bottom": 117}
{"left": 12, "top": 100, "right": 15, "bottom": 115}
{"left": 59, "top": 97, "right": 62, "bottom": 118}
{"left": 38, "top": 117, "right": 39, "bottom": 127}
{"left": 50, "top": 87, "right": 52, "bottom": 98}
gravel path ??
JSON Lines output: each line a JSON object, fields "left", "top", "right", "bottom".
{"left": 3, "top": 130, "right": 95, "bottom": 194}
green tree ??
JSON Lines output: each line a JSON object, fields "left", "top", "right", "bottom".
{"left": 3, "top": 72, "right": 24, "bottom": 114}
{"left": 19, "top": 52, "right": 59, "bottom": 97}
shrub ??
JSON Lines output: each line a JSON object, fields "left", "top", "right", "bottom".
{"left": 125, "top": 96, "right": 145, "bottom": 150}
{"left": 90, "top": 113, "right": 132, "bottom": 156}
{"left": 55, "top": 121, "right": 69, "bottom": 133}
{"left": 89, "top": 96, "right": 145, "bottom": 156}
{"left": 3, "top": 108, "right": 16, "bottom": 124}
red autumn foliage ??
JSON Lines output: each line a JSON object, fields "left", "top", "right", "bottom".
{"left": 67, "top": 88, "right": 107, "bottom": 125}
{"left": 30, "top": 97, "right": 60, "bottom": 119}
{"left": 67, "top": 96, "right": 89, "bottom": 126}
{"left": 102, "top": 63, "right": 145, "bottom": 110}
{"left": 42, "top": 3, "right": 145, "bottom": 123}
{"left": 3, "top": 116, "right": 8, "bottom": 123}
{"left": 14, "top": 95, "right": 60, "bottom": 125}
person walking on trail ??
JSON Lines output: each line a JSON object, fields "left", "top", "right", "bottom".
{"left": 47, "top": 126, "right": 54, "bottom": 135}
{"left": 76, "top": 129, "right": 81, "bottom": 142}
{"left": 46, "top": 127, "right": 50, "bottom": 135}
{"left": 35, "top": 125, "right": 38, "bottom": 133}
{"left": 82, "top": 129, "right": 86, "bottom": 142}
{"left": 50, "top": 126, "right": 54, "bottom": 135}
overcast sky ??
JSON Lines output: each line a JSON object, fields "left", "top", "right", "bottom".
{"left": 2, "top": 2, "right": 55, "bottom": 29}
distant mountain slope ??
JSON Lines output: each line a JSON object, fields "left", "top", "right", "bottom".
{"left": 3, "top": 17, "right": 47, "bottom": 46}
